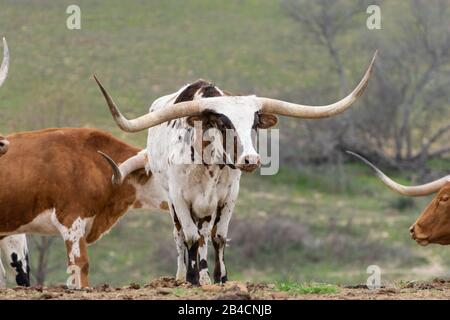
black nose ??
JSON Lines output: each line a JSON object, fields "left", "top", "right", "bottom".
{"left": 243, "top": 155, "right": 260, "bottom": 166}
{"left": 237, "top": 154, "right": 261, "bottom": 172}
{"left": 0, "top": 139, "right": 9, "bottom": 152}
{"left": 409, "top": 225, "right": 416, "bottom": 239}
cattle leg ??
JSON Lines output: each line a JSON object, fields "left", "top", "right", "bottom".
{"left": 52, "top": 213, "right": 90, "bottom": 288}
{"left": 0, "top": 250, "right": 5, "bottom": 288}
{"left": 64, "top": 237, "right": 89, "bottom": 288}
{"left": 211, "top": 203, "right": 234, "bottom": 284}
{"left": 173, "top": 230, "right": 188, "bottom": 282}
{"left": 212, "top": 231, "right": 227, "bottom": 284}
{"left": 198, "top": 217, "right": 212, "bottom": 285}
{"left": 169, "top": 200, "right": 201, "bottom": 285}
{"left": 169, "top": 205, "right": 187, "bottom": 282}
{"left": 186, "top": 239, "right": 200, "bottom": 285}
{"left": 0, "top": 235, "right": 30, "bottom": 287}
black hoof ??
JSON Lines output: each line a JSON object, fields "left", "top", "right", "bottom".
{"left": 186, "top": 270, "right": 200, "bottom": 285}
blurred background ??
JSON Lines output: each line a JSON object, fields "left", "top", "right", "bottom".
{"left": 0, "top": 0, "right": 449, "bottom": 287}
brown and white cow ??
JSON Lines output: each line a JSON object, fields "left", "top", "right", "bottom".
{"left": 0, "top": 128, "right": 167, "bottom": 288}
{"left": 347, "top": 151, "right": 450, "bottom": 246}
{"left": 95, "top": 51, "right": 377, "bottom": 285}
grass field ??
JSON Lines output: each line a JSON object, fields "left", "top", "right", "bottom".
{"left": 2, "top": 165, "right": 445, "bottom": 288}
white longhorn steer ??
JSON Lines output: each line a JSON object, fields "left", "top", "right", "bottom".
{"left": 94, "top": 51, "right": 377, "bottom": 285}
{"left": 0, "top": 37, "right": 31, "bottom": 288}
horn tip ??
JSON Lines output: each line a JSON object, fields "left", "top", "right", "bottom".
{"left": 93, "top": 75, "right": 107, "bottom": 93}
{"left": 2, "top": 37, "right": 8, "bottom": 53}
{"left": 362, "top": 51, "right": 378, "bottom": 77}
{"left": 98, "top": 150, "right": 122, "bottom": 185}
{"left": 370, "top": 50, "right": 379, "bottom": 65}
{"left": 346, "top": 151, "right": 383, "bottom": 176}
{"left": 93, "top": 74, "right": 101, "bottom": 85}
{"left": 346, "top": 150, "right": 365, "bottom": 160}
{"left": 369, "top": 49, "right": 378, "bottom": 71}
{"left": 346, "top": 150, "right": 364, "bottom": 162}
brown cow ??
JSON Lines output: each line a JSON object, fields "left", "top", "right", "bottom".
{"left": 347, "top": 151, "right": 450, "bottom": 246}
{"left": 0, "top": 128, "right": 167, "bottom": 288}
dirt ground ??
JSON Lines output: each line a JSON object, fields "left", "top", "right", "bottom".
{"left": 1, "top": 277, "right": 450, "bottom": 300}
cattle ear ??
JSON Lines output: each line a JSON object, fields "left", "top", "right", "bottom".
{"left": 187, "top": 115, "right": 203, "bottom": 127}
{"left": 258, "top": 113, "right": 278, "bottom": 129}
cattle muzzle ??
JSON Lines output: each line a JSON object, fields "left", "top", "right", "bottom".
{"left": 409, "top": 224, "right": 429, "bottom": 246}
{"left": 0, "top": 137, "right": 9, "bottom": 156}
{"left": 236, "top": 154, "right": 261, "bottom": 173}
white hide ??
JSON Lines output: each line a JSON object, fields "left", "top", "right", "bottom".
{"left": 146, "top": 93, "right": 256, "bottom": 220}
{"left": 144, "top": 82, "right": 255, "bottom": 284}
{"left": 9, "top": 209, "right": 59, "bottom": 236}
{"left": 50, "top": 211, "right": 87, "bottom": 263}
{"left": 0, "top": 234, "right": 29, "bottom": 288}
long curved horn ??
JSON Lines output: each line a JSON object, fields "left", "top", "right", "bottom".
{"left": 347, "top": 151, "right": 449, "bottom": 197}
{"left": 0, "top": 38, "right": 9, "bottom": 88}
{"left": 94, "top": 76, "right": 202, "bottom": 133}
{"left": 258, "top": 51, "right": 377, "bottom": 118}
{"left": 95, "top": 51, "right": 376, "bottom": 132}
{"left": 98, "top": 151, "right": 147, "bottom": 185}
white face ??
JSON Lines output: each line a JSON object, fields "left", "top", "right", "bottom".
{"left": 198, "top": 96, "right": 262, "bottom": 172}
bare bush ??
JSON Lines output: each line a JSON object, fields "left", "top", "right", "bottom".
{"left": 281, "top": 0, "right": 450, "bottom": 173}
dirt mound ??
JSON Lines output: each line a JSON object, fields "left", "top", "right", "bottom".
{"left": 1, "top": 277, "right": 450, "bottom": 300}
{"left": 145, "top": 276, "right": 187, "bottom": 289}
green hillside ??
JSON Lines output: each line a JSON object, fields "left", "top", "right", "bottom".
{"left": 0, "top": 0, "right": 316, "bottom": 140}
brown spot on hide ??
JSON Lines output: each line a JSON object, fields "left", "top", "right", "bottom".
{"left": 159, "top": 201, "right": 169, "bottom": 210}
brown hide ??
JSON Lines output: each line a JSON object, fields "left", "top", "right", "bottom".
{"left": 411, "top": 182, "right": 450, "bottom": 246}
{"left": 0, "top": 128, "right": 149, "bottom": 244}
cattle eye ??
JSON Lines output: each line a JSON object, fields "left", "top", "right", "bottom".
{"left": 187, "top": 115, "right": 203, "bottom": 127}
{"left": 212, "top": 117, "right": 224, "bottom": 129}
{"left": 440, "top": 195, "right": 449, "bottom": 203}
